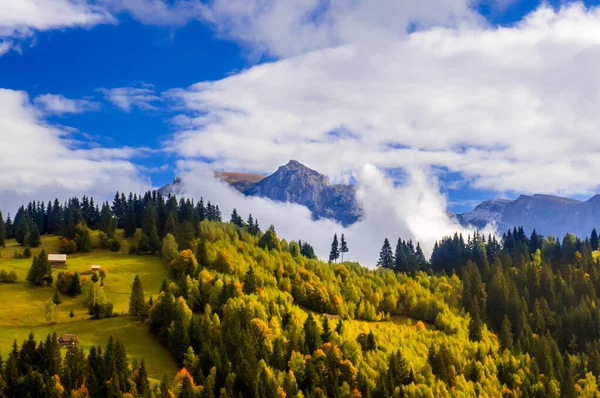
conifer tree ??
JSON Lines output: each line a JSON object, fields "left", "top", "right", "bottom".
{"left": 377, "top": 238, "right": 395, "bottom": 269}
{"left": 124, "top": 204, "right": 137, "bottom": 238}
{"left": 340, "top": 234, "right": 348, "bottom": 262}
{"left": 5, "top": 213, "right": 13, "bottom": 239}
{"left": 14, "top": 206, "right": 30, "bottom": 245}
{"left": 0, "top": 210, "right": 5, "bottom": 247}
{"left": 329, "top": 234, "right": 340, "bottom": 263}
{"left": 28, "top": 222, "right": 41, "bottom": 248}
{"left": 243, "top": 267, "right": 258, "bottom": 295}
{"left": 592, "top": 228, "right": 599, "bottom": 251}
{"left": 136, "top": 360, "right": 151, "bottom": 397}
{"left": 27, "top": 250, "right": 52, "bottom": 286}
{"left": 99, "top": 202, "right": 116, "bottom": 238}
{"left": 499, "top": 315, "right": 514, "bottom": 350}
{"left": 230, "top": 209, "right": 244, "bottom": 227}
{"left": 468, "top": 297, "right": 483, "bottom": 342}
{"left": 129, "top": 275, "right": 146, "bottom": 320}
{"left": 52, "top": 290, "right": 62, "bottom": 306}
{"left": 163, "top": 211, "right": 177, "bottom": 238}
{"left": 303, "top": 314, "right": 322, "bottom": 354}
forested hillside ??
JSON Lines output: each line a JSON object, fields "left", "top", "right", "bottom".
{"left": 2, "top": 193, "right": 600, "bottom": 396}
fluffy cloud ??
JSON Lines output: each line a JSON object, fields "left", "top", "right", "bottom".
{"left": 176, "top": 162, "right": 473, "bottom": 265}
{"left": 0, "top": 88, "right": 150, "bottom": 215}
{"left": 167, "top": 3, "right": 600, "bottom": 197}
{"left": 99, "top": 85, "right": 162, "bottom": 112}
{"left": 0, "top": 0, "right": 114, "bottom": 55}
{"left": 202, "top": 0, "right": 482, "bottom": 58}
{"left": 97, "top": 0, "right": 484, "bottom": 58}
{"left": 34, "top": 94, "right": 100, "bottom": 115}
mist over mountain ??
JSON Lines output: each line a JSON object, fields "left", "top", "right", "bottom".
{"left": 161, "top": 160, "right": 361, "bottom": 226}
{"left": 161, "top": 161, "right": 600, "bottom": 237}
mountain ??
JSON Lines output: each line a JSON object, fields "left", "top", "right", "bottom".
{"left": 243, "top": 160, "right": 360, "bottom": 225}
{"left": 159, "top": 160, "right": 361, "bottom": 226}
{"left": 160, "top": 162, "right": 600, "bottom": 237}
{"left": 457, "top": 194, "right": 600, "bottom": 237}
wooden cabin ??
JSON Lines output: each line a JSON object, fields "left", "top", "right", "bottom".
{"left": 91, "top": 265, "right": 101, "bottom": 272}
{"left": 59, "top": 334, "right": 79, "bottom": 348}
{"left": 48, "top": 254, "right": 67, "bottom": 267}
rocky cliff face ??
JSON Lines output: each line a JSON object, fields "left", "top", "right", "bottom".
{"left": 457, "top": 194, "right": 600, "bottom": 237}
{"left": 159, "top": 160, "right": 361, "bottom": 226}
{"left": 242, "top": 160, "right": 361, "bottom": 226}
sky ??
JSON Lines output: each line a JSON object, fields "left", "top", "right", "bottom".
{"left": 3, "top": 0, "right": 600, "bottom": 263}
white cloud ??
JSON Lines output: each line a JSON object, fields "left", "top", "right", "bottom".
{"left": 0, "top": 0, "right": 114, "bottom": 55}
{"left": 34, "top": 94, "right": 100, "bottom": 115}
{"left": 166, "top": 3, "right": 600, "bottom": 197}
{"left": 0, "top": 40, "right": 11, "bottom": 55}
{"left": 96, "top": 0, "right": 484, "bottom": 58}
{"left": 100, "top": 0, "right": 206, "bottom": 26}
{"left": 201, "top": 0, "right": 483, "bottom": 58}
{"left": 0, "top": 88, "right": 150, "bottom": 215}
{"left": 99, "top": 86, "right": 162, "bottom": 112}
{"left": 176, "top": 161, "right": 474, "bottom": 266}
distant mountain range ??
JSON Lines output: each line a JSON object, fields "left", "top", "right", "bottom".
{"left": 456, "top": 194, "right": 600, "bottom": 238}
{"left": 160, "top": 160, "right": 600, "bottom": 237}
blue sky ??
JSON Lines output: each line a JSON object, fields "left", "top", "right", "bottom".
{"left": 2, "top": 0, "right": 600, "bottom": 216}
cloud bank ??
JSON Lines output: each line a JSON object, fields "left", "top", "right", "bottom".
{"left": 168, "top": 3, "right": 600, "bottom": 198}
{"left": 0, "top": 88, "right": 150, "bottom": 215}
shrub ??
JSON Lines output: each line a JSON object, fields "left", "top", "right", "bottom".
{"left": 110, "top": 239, "right": 121, "bottom": 252}
{"left": 0, "top": 270, "right": 18, "bottom": 283}
{"left": 99, "top": 232, "right": 111, "bottom": 249}
{"left": 23, "top": 247, "right": 31, "bottom": 258}
{"left": 56, "top": 271, "right": 82, "bottom": 296}
{"left": 59, "top": 238, "right": 78, "bottom": 254}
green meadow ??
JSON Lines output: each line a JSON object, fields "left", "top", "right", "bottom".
{"left": 0, "top": 231, "right": 177, "bottom": 383}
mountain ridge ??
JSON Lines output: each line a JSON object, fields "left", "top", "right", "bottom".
{"left": 160, "top": 161, "right": 600, "bottom": 236}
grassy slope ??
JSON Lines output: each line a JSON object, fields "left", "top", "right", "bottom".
{"left": 0, "top": 231, "right": 177, "bottom": 383}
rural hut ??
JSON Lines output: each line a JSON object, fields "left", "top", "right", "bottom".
{"left": 48, "top": 254, "right": 67, "bottom": 267}
{"left": 59, "top": 334, "right": 79, "bottom": 348}
{"left": 91, "top": 265, "right": 101, "bottom": 272}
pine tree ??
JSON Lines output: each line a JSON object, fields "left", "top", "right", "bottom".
{"left": 377, "top": 238, "right": 395, "bottom": 269}
{"left": 99, "top": 202, "right": 116, "bottom": 238}
{"left": 592, "top": 228, "right": 599, "bottom": 251}
{"left": 14, "top": 206, "right": 30, "bottom": 245}
{"left": 303, "top": 314, "right": 322, "bottom": 354}
{"left": 163, "top": 211, "right": 177, "bottom": 238}
{"left": 26, "top": 257, "right": 43, "bottom": 286}
{"left": 129, "top": 275, "right": 146, "bottom": 320}
{"left": 28, "top": 222, "right": 41, "bottom": 248}
{"left": 52, "top": 290, "right": 62, "bottom": 306}
{"left": 0, "top": 210, "right": 5, "bottom": 247}
{"left": 27, "top": 250, "right": 51, "bottom": 286}
{"left": 468, "top": 297, "right": 483, "bottom": 342}
{"left": 340, "top": 234, "right": 349, "bottom": 262}
{"left": 230, "top": 209, "right": 244, "bottom": 227}
{"left": 159, "top": 374, "right": 172, "bottom": 398}
{"left": 329, "top": 234, "right": 340, "bottom": 263}
{"left": 124, "top": 204, "right": 137, "bottom": 238}
{"left": 499, "top": 315, "right": 513, "bottom": 350}
{"left": 136, "top": 360, "right": 151, "bottom": 397}
{"left": 243, "top": 267, "right": 258, "bottom": 295}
